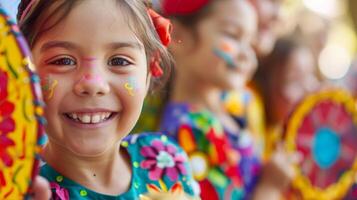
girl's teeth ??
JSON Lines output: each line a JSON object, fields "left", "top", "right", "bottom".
{"left": 68, "top": 112, "right": 112, "bottom": 124}
{"left": 105, "top": 113, "right": 111, "bottom": 118}
{"left": 91, "top": 115, "right": 101, "bottom": 123}
{"left": 80, "top": 115, "right": 91, "bottom": 123}
{"left": 100, "top": 114, "right": 106, "bottom": 121}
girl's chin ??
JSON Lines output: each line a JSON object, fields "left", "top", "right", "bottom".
{"left": 64, "top": 140, "right": 118, "bottom": 157}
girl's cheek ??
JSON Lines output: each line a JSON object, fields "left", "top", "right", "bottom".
{"left": 122, "top": 76, "right": 144, "bottom": 97}
{"left": 40, "top": 74, "right": 58, "bottom": 101}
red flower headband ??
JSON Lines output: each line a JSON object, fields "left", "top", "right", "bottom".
{"left": 162, "top": 0, "right": 210, "bottom": 16}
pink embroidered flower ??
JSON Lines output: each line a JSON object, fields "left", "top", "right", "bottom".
{"left": 50, "top": 182, "right": 70, "bottom": 200}
{"left": 140, "top": 139, "right": 187, "bottom": 181}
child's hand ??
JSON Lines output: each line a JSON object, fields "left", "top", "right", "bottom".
{"left": 253, "top": 145, "right": 301, "bottom": 200}
{"left": 261, "top": 144, "right": 301, "bottom": 191}
{"left": 29, "top": 176, "right": 51, "bottom": 200}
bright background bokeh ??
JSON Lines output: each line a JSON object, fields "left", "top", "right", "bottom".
{"left": 0, "top": 0, "right": 21, "bottom": 20}
{"left": 280, "top": 0, "right": 357, "bottom": 81}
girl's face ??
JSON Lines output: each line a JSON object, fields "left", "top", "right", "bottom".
{"left": 272, "top": 47, "right": 319, "bottom": 122}
{"left": 249, "top": 0, "right": 281, "bottom": 57}
{"left": 175, "top": 0, "right": 257, "bottom": 91}
{"left": 32, "top": 0, "right": 149, "bottom": 156}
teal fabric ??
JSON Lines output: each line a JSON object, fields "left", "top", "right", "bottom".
{"left": 40, "top": 133, "right": 198, "bottom": 200}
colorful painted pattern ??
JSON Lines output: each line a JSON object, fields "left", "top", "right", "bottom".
{"left": 160, "top": 103, "right": 261, "bottom": 200}
{"left": 285, "top": 90, "right": 357, "bottom": 199}
{"left": 0, "top": 8, "right": 46, "bottom": 199}
{"left": 40, "top": 133, "right": 199, "bottom": 200}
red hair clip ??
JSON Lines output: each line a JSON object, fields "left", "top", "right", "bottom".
{"left": 150, "top": 51, "right": 164, "bottom": 78}
{"left": 148, "top": 9, "right": 172, "bottom": 47}
{"left": 147, "top": 9, "right": 172, "bottom": 77}
{"left": 162, "top": 0, "right": 210, "bottom": 16}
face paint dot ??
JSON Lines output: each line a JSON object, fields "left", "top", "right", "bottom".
{"left": 56, "top": 175, "right": 63, "bottom": 182}
{"left": 220, "top": 42, "right": 234, "bottom": 53}
{"left": 121, "top": 141, "right": 129, "bottom": 148}
{"left": 161, "top": 135, "right": 168, "bottom": 143}
{"left": 133, "top": 162, "right": 139, "bottom": 168}
{"left": 79, "top": 189, "right": 87, "bottom": 196}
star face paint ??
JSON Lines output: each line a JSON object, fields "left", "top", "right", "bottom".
{"left": 41, "top": 76, "right": 58, "bottom": 100}
{"left": 213, "top": 42, "right": 237, "bottom": 69}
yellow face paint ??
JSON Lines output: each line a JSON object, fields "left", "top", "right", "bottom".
{"left": 124, "top": 77, "right": 138, "bottom": 96}
{"left": 41, "top": 76, "right": 58, "bottom": 100}
{"left": 124, "top": 82, "right": 135, "bottom": 96}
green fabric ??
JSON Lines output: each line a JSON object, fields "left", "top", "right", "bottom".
{"left": 40, "top": 133, "right": 198, "bottom": 200}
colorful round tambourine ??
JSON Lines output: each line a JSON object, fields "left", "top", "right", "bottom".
{"left": 0, "top": 8, "right": 46, "bottom": 199}
{"left": 285, "top": 90, "right": 357, "bottom": 199}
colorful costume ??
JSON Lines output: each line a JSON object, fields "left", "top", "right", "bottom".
{"left": 160, "top": 103, "right": 261, "bottom": 200}
{"left": 40, "top": 133, "right": 199, "bottom": 200}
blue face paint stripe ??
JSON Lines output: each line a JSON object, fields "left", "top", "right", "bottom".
{"left": 213, "top": 48, "right": 237, "bottom": 69}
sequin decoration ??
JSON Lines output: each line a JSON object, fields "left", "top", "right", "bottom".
{"left": 0, "top": 7, "right": 45, "bottom": 199}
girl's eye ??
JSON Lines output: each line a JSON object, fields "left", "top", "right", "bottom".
{"left": 223, "top": 30, "right": 238, "bottom": 40}
{"left": 108, "top": 57, "right": 132, "bottom": 67}
{"left": 48, "top": 57, "right": 76, "bottom": 66}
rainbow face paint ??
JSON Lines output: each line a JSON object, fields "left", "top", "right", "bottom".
{"left": 213, "top": 42, "right": 237, "bottom": 69}
{"left": 41, "top": 76, "right": 58, "bottom": 100}
{"left": 124, "top": 77, "right": 139, "bottom": 96}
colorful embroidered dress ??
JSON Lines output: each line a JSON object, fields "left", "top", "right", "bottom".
{"left": 40, "top": 133, "right": 199, "bottom": 200}
{"left": 160, "top": 103, "right": 261, "bottom": 200}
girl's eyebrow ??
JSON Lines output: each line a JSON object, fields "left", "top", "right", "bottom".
{"left": 40, "top": 41, "right": 77, "bottom": 52}
{"left": 40, "top": 41, "right": 143, "bottom": 52}
{"left": 107, "top": 42, "right": 143, "bottom": 51}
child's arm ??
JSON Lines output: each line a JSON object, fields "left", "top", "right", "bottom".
{"left": 252, "top": 147, "right": 299, "bottom": 200}
{"left": 30, "top": 176, "right": 51, "bottom": 200}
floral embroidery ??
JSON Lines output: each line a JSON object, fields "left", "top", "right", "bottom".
{"left": 140, "top": 181, "right": 196, "bottom": 200}
{"left": 140, "top": 139, "right": 187, "bottom": 181}
{"left": 50, "top": 182, "right": 70, "bottom": 200}
{"left": 0, "top": 70, "right": 15, "bottom": 185}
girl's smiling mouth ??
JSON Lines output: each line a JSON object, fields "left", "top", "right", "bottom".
{"left": 63, "top": 109, "right": 118, "bottom": 125}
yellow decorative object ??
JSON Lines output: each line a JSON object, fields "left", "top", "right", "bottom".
{"left": 285, "top": 90, "right": 357, "bottom": 199}
{"left": 0, "top": 8, "right": 45, "bottom": 199}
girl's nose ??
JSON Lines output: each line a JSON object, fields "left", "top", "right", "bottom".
{"left": 74, "top": 74, "right": 110, "bottom": 97}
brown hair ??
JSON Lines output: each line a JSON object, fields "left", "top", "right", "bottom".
{"left": 253, "top": 35, "right": 309, "bottom": 124}
{"left": 17, "top": 0, "right": 173, "bottom": 91}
